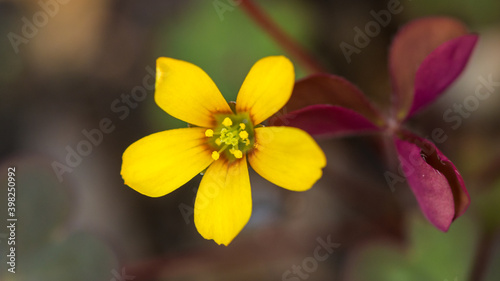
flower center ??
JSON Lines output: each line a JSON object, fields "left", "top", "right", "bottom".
{"left": 205, "top": 113, "right": 254, "bottom": 161}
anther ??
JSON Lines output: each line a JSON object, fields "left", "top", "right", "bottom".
{"left": 222, "top": 117, "right": 233, "bottom": 127}
{"left": 212, "top": 151, "right": 220, "bottom": 160}
{"left": 239, "top": 131, "right": 248, "bottom": 140}
{"left": 233, "top": 150, "right": 243, "bottom": 159}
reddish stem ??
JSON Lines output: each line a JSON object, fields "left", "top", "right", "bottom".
{"left": 468, "top": 230, "right": 496, "bottom": 281}
{"left": 240, "top": 0, "right": 327, "bottom": 74}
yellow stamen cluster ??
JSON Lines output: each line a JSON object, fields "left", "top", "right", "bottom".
{"left": 206, "top": 117, "right": 251, "bottom": 160}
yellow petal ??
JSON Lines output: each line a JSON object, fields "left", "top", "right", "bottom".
{"left": 194, "top": 157, "right": 252, "bottom": 246}
{"left": 155, "top": 57, "right": 232, "bottom": 128}
{"left": 236, "top": 56, "right": 294, "bottom": 125}
{"left": 249, "top": 127, "right": 326, "bottom": 191}
{"left": 121, "top": 128, "right": 213, "bottom": 197}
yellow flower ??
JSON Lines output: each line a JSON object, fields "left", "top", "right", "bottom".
{"left": 121, "top": 56, "right": 326, "bottom": 245}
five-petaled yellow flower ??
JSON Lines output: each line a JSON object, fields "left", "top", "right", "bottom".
{"left": 121, "top": 56, "right": 326, "bottom": 245}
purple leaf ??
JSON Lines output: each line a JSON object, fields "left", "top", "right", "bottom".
{"left": 394, "top": 135, "right": 470, "bottom": 231}
{"left": 389, "top": 17, "right": 469, "bottom": 120}
{"left": 407, "top": 34, "right": 479, "bottom": 118}
{"left": 275, "top": 74, "right": 384, "bottom": 125}
{"left": 270, "top": 104, "right": 380, "bottom": 137}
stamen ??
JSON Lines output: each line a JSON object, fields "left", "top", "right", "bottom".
{"left": 205, "top": 129, "right": 214, "bottom": 137}
{"left": 222, "top": 117, "right": 233, "bottom": 127}
{"left": 212, "top": 151, "right": 220, "bottom": 160}
{"left": 239, "top": 131, "right": 248, "bottom": 140}
{"left": 239, "top": 123, "right": 246, "bottom": 130}
{"left": 233, "top": 150, "right": 243, "bottom": 159}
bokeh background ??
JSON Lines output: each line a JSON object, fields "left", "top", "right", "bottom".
{"left": 1, "top": 0, "right": 500, "bottom": 280}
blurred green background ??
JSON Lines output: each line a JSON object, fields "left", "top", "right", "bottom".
{"left": 0, "top": 0, "right": 499, "bottom": 280}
